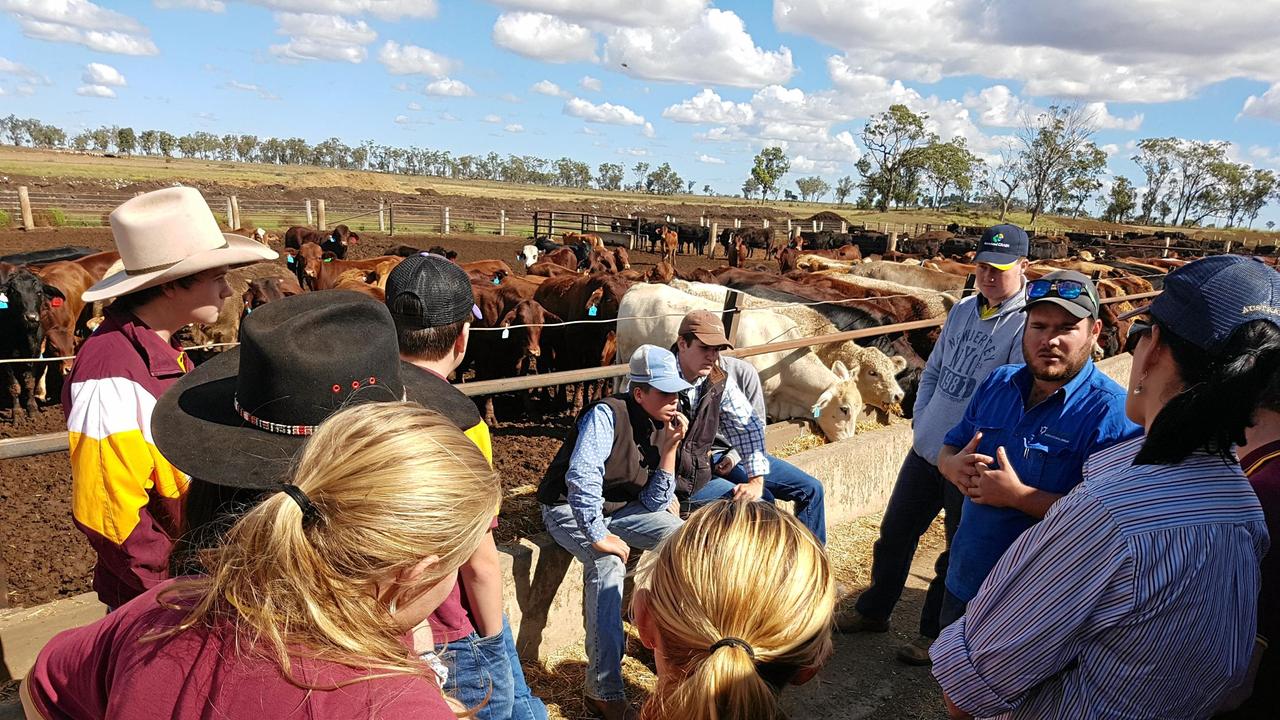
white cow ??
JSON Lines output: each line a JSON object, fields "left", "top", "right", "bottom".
{"left": 617, "top": 284, "right": 899, "bottom": 441}
{"left": 516, "top": 244, "right": 540, "bottom": 268}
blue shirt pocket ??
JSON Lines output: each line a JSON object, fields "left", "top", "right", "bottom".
{"left": 1021, "top": 436, "right": 1082, "bottom": 494}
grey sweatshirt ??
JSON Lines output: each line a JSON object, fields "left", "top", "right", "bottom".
{"left": 912, "top": 290, "right": 1027, "bottom": 465}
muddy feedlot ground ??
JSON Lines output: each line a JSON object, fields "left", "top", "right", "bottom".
{"left": 0, "top": 226, "right": 947, "bottom": 719}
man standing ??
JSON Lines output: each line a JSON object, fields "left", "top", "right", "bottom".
{"left": 838, "top": 224, "right": 1029, "bottom": 663}
{"left": 539, "top": 345, "right": 688, "bottom": 720}
{"left": 385, "top": 254, "right": 548, "bottom": 720}
{"left": 673, "top": 311, "right": 827, "bottom": 543}
{"left": 66, "top": 187, "right": 276, "bottom": 608}
{"left": 935, "top": 270, "right": 1141, "bottom": 628}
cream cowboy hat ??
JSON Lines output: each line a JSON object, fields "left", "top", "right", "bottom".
{"left": 83, "top": 187, "right": 278, "bottom": 303}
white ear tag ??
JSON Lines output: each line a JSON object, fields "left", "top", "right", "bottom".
{"left": 501, "top": 328, "right": 510, "bottom": 339}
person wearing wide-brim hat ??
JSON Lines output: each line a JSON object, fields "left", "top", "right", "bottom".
{"left": 153, "top": 290, "right": 443, "bottom": 574}
{"left": 64, "top": 186, "right": 276, "bottom": 609}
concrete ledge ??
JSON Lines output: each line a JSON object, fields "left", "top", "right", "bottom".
{"left": 1, "top": 592, "right": 105, "bottom": 680}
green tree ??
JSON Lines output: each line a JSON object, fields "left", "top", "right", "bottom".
{"left": 742, "top": 176, "right": 761, "bottom": 199}
{"left": 1267, "top": 220, "right": 1276, "bottom": 231}
{"left": 918, "top": 138, "right": 980, "bottom": 207}
{"left": 595, "top": 162, "right": 623, "bottom": 191}
{"left": 834, "top": 175, "right": 854, "bottom": 205}
{"left": 157, "top": 131, "right": 176, "bottom": 157}
{"left": 703, "top": 183, "right": 712, "bottom": 195}
{"left": 750, "top": 146, "right": 790, "bottom": 201}
{"left": 859, "top": 104, "right": 933, "bottom": 211}
{"left": 115, "top": 127, "right": 137, "bottom": 155}
{"left": 234, "top": 134, "right": 258, "bottom": 162}
{"left": 1132, "top": 137, "right": 1178, "bottom": 224}
{"left": 631, "top": 162, "right": 650, "bottom": 192}
{"left": 1102, "top": 176, "right": 1138, "bottom": 223}
{"left": 29, "top": 121, "right": 65, "bottom": 148}
{"left": 1018, "top": 104, "right": 1099, "bottom": 224}
{"left": 1166, "top": 139, "right": 1229, "bottom": 226}
{"left": 795, "top": 176, "right": 831, "bottom": 202}
{"left": 645, "top": 162, "right": 684, "bottom": 195}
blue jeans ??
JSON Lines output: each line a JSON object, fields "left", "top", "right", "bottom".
{"left": 445, "top": 616, "right": 548, "bottom": 720}
{"left": 690, "top": 453, "right": 827, "bottom": 544}
{"left": 854, "top": 449, "right": 964, "bottom": 638}
{"left": 938, "top": 589, "right": 967, "bottom": 631}
{"left": 542, "top": 500, "right": 683, "bottom": 701}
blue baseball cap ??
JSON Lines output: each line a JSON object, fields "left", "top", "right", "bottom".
{"left": 1120, "top": 255, "right": 1280, "bottom": 352}
{"left": 975, "top": 224, "right": 1029, "bottom": 269}
{"left": 628, "top": 344, "right": 693, "bottom": 394}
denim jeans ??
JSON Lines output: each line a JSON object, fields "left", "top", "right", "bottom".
{"left": 938, "top": 589, "right": 967, "bottom": 631}
{"left": 854, "top": 449, "right": 964, "bottom": 638}
{"left": 444, "top": 616, "right": 548, "bottom": 720}
{"left": 542, "top": 500, "right": 683, "bottom": 701}
{"left": 690, "top": 453, "right": 827, "bottom": 544}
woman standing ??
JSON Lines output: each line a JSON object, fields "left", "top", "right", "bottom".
{"left": 931, "top": 255, "right": 1280, "bottom": 719}
{"left": 22, "top": 402, "right": 500, "bottom": 719}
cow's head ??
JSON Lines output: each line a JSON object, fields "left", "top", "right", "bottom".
{"left": 517, "top": 245, "right": 540, "bottom": 268}
{"left": 811, "top": 361, "right": 863, "bottom": 441}
{"left": 331, "top": 224, "right": 352, "bottom": 245}
{"left": 847, "top": 345, "right": 907, "bottom": 412}
{"left": 2, "top": 268, "right": 57, "bottom": 331}
{"left": 500, "top": 300, "right": 562, "bottom": 375}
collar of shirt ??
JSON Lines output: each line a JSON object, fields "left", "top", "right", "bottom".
{"left": 102, "top": 306, "right": 187, "bottom": 378}
{"left": 1241, "top": 438, "right": 1280, "bottom": 477}
{"left": 1011, "top": 358, "right": 1097, "bottom": 407}
{"left": 975, "top": 281, "right": 1028, "bottom": 321}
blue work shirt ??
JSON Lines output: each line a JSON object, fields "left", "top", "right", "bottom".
{"left": 942, "top": 361, "right": 1141, "bottom": 601}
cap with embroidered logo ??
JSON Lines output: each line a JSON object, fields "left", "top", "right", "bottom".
{"left": 975, "top": 223, "right": 1029, "bottom": 270}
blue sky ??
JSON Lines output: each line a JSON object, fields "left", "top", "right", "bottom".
{"left": 0, "top": 0, "right": 1278, "bottom": 225}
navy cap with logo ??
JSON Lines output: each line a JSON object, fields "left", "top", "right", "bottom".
{"left": 385, "top": 253, "right": 483, "bottom": 329}
{"left": 1120, "top": 255, "right": 1280, "bottom": 352}
{"left": 975, "top": 224, "right": 1030, "bottom": 269}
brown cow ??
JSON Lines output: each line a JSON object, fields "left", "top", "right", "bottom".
{"left": 528, "top": 260, "right": 579, "bottom": 278}
{"left": 534, "top": 273, "right": 634, "bottom": 414}
{"left": 467, "top": 296, "right": 563, "bottom": 425}
{"left": 333, "top": 270, "right": 387, "bottom": 302}
{"left": 463, "top": 259, "right": 514, "bottom": 286}
{"left": 34, "top": 261, "right": 95, "bottom": 402}
{"left": 314, "top": 255, "right": 400, "bottom": 291}
{"left": 73, "top": 251, "right": 121, "bottom": 283}
{"left": 585, "top": 250, "right": 618, "bottom": 274}
{"left": 777, "top": 244, "right": 862, "bottom": 273}
{"left": 540, "top": 247, "right": 580, "bottom": 271}
{"left": 241, "top": 276, "right": 303, "bottom": 319}
{"left": 612, "top": 247, "right": 631, "bottom": 270}
{"left": 659, "top": 226, "right": 678, "bottom": 265}
{"left": 563, "top": 232, "right": 604, "bottom": 251}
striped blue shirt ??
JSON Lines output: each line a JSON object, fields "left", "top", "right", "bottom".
{"left": 932, "top": 436, "right": 1269, "bottom": 719}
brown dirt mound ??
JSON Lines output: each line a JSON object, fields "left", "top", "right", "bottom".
{"left": 803, "top": 210, "right": 849, "bottom": 224}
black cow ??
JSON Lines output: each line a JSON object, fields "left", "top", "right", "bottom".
{"left": 1, "top": 266, "right": 63, "bottom": 421}
{"left": 676, "top": 225, "right": 710, "bottom": 256}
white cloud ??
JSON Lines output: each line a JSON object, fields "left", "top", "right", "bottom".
{"left": 697, "top": 154, "right": 725, "bottom": 164}
{"left": 0, "top": 56, "right": 41, "bottom": 81}
{"left": 579, "top": 125, "right": 600, "bottom": 135}
{"left": 580, "top": 75, "right": 602, "bottom": 91}
{"left": 439, "top": 111, "right": 459, "bottom": 121}
{"left": 695, "top": 126, "right": 738, "bottom": 142}
{"left": 269, "top": 12, "right": 376, "bottom": 63}
{"left": 604, "top": 9, "right": 793, "bottom": 88}
{"left": 82, "top": 62, "right": 125, "bottom": 86}
{"left": 394, "top": 113, "right": 409, "bottom": 124}
{"left": 962, "top": 85, "right": 1040, "bottom": 128}
{"left": 1241, "top": 83, "right": 1280, "bottom": 123}
{"left": 223, "top": 79, "right": 279, "bottom": 100}
{"left": 564, "top": 97, "right": 646, "bottom": 126}
{"left": 246, "top": 0, "right": 437, "bottom": 21}
{"left": 487, "top": 0, "right": 704, "bottom": 28}
{"left": 15, "top": 84, "right": 34, "bottom": 95}
{"left": 154, "top": 0, "right": 225, "bottom": 11}
{"left": 377, "top": 41, "right": 456, "bottom": 77}
{"left": 662, "top": 88, "right": 755, "bottom": 125}
{"left": 1084, "top": 102, "right": 1144, "bottom": 131}
{"left": 493, "top": 12, "right": 595, "bottom": 63}
{"left": 407, "top": 100, "right": 422, "bottom": 110}
{"left": 775, "top": 0, "right": 1278, "bottom": 104}
{"left": 76, "top": 84, "right": 115, "bottom": 98}
{"left": 1, "top": 0, "right": 158, "bottom": 55}
{"left": 424, "top": 77, "right": 474, "bottom": 96}
{"left": 483, "top": 113, "right": 502, "bottom": 123}
{"left": 1101, "top": 143, "right": 1120, "bottom": 157}
{"left": 500, "top": 92, "right": 521, "bottom": 103}
{"left": 618, "top": 146, "right": 649, "bottom": 156}
{"left": 642, "top": 122, "right": 654, "bottom": 138}
{"left": 505, "top": 123, "right": 524, "bottom": 133}
{"left": 531, "top": 80, "right": 570, "bottom": 97}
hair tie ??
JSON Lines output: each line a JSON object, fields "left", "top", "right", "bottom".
{"left": 709, "top": 637, "right": 754, "bottom": 659}
{"left": 280, "top": 483, "right": 321, "bottom": 528}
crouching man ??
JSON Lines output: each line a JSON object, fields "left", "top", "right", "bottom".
{"left": 538, "top": 345, "right": 689, "bottom": 720}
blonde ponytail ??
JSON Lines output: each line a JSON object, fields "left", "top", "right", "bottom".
{"left": 152, "top": 401, "right": 500, "bottom": 691}
{"left": 636, "top": 500, "right": 834, "bottom": 720}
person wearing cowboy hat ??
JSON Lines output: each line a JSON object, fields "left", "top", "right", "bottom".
{"left": 63, "top": 186, "right": 276, "bottom": 609}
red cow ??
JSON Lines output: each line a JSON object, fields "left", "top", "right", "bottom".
{"left": 241, "top": 276, "right": 303, "bottom": 320}
{"left": 462, "top": 260, "right": 514, "bottom": 286}
{"left": 534, "top": 273, "right": 633, "bottom": 414}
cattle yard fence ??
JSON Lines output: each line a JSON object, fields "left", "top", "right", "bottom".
{"left": 0, "top": 289, "right": 1159, "bottom": 460}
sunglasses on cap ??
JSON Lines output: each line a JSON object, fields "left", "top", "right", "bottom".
{"left": 1027, "top": 278, "right": 1092, "bottom": 302}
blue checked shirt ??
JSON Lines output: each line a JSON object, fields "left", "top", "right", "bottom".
{"left": 563, "top": 403, "right": 676, "bottom": 544}
{"left": 684, "top": 371, "right": 770, "bottom": 479}
{"left": 932, "top": 436, "right": 1269, "bottom": 719}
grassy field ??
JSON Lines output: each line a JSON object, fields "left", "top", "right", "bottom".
{"left": 1, "top": 146, "right": 1275, "bottom": 244}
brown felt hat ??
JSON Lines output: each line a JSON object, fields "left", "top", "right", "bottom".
{"left": 678, "top": 310, "right": 733, "bottom": 349}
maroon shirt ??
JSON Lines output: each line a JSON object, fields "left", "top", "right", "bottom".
{"left": 1237, "top": 440, "right": 1280, "bottom": 715}
{"left": 27, "top": 581, "right": 455, "bottom": 720}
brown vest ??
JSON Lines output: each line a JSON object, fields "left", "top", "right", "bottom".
{"left": 675, "top": 363, "right": 727, "bottom": 499}
{"left": 538, "top": 394, "right": 663, "bottom": 514}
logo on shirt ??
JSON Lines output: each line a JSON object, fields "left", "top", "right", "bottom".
{"left": 937, "top": 328, "right": 998, "bottom": 402}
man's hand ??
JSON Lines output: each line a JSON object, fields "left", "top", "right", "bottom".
{"left": 968, "top": 447, "right": 1030, "bottom": 508}
{"left": 940, "top": 431, "right": 993, "bottom": 496}
{"left": 591, "top": 534, "right": 630, "bottom": 563}
{"left": 732, "top": 476, "right": 765, "bottom": 502}
{"left": 659, "top": 412, "right": 689, "bottom": 455}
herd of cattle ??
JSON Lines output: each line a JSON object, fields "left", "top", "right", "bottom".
{"left": 0, "top": 220, "right": 1234, "bottom": 441}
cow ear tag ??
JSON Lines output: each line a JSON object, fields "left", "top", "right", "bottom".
{"left": 492, "top": 277, "right": 501, "bottom": 285}
{"left": 323, "top": 257, "right": 333, "bottom": 263}
{"left": 588, "top": 305, "right": 598, "bottom": 317}
{"left": 0, "top": 293, "right": 8, "bottom": 310}
{"left": 50, "top": 297, "right": 63, "bottom": 308}
{"left": 501, "top": 328, "right": 510, "bottom": 339}
{"left": 286, "top": 255, "right": 294, "bottom": 264}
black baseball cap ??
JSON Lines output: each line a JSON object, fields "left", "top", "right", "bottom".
{"left": 385, "top": 253, "right": 482, "bottom": 328}
{"left": 1024, "top": 270, "right": 1100, "bottom": 320}
{"left": 975, "top": 224, "right": 1029, "bottom": 269}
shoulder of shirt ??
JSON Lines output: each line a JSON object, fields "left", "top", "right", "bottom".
{"left": 68, "top": 324, "right": 149, "bottom": 382}
{"left": 402, "top": 365, "right": 484, "bottom": 430}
